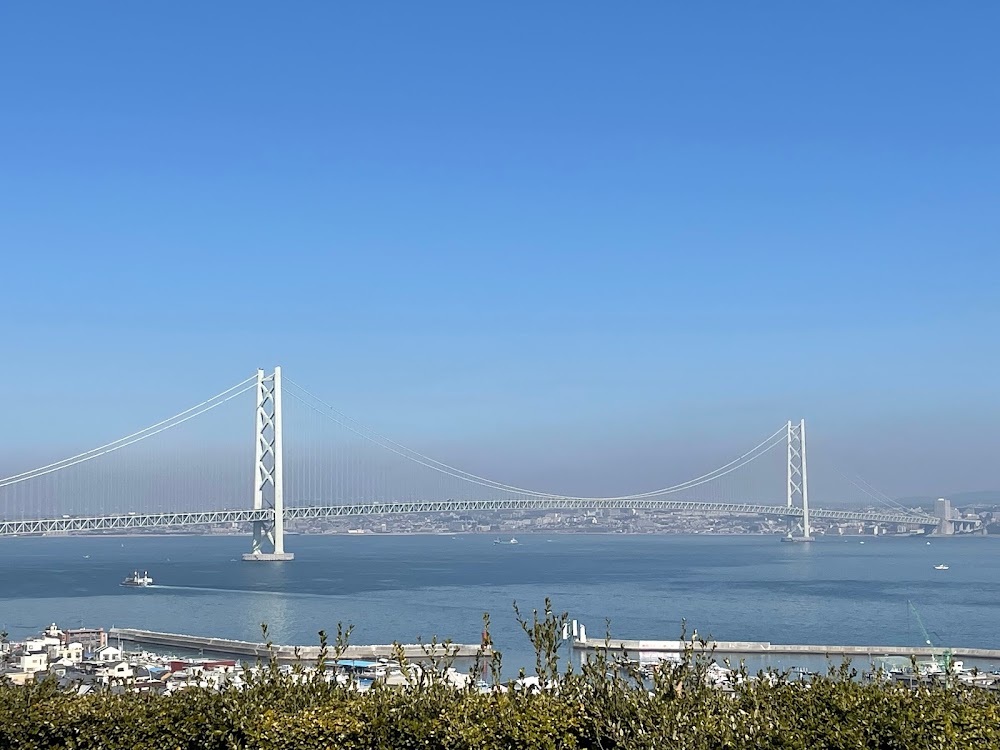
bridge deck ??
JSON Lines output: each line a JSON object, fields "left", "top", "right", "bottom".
{"left": 0, "top": 500, "right": 937, "bottom": 537}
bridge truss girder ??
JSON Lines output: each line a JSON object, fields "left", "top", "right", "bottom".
{"left": 0, "top": 499, "right": 938, "bottom": 537}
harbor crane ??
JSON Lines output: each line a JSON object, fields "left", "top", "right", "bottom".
{"left": 907, "top": 600, "right": 954, "bottom": 673}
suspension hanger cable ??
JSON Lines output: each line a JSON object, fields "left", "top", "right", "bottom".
{"left": 284, "top": 383, "right": 787, "bottom": 502}
{"left": 833, "top": 466, "right": 927, "bottom": 516}
{"left": 0, "top": 375, "right": 257, "bottom": 488}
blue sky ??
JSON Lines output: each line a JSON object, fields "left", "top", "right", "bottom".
{"left": 1, "top": 3, "right": 998, "bottom": 498}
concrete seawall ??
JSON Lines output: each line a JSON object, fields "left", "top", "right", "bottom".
{"left": 110, "top": 628, "right": 488, "bottom": 663}
{"left": 571, "top": 638, "right": 1000, "bottom": 661}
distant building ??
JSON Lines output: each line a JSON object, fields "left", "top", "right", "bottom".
{"left": 62, "top": 627, "right": 107, "bottom": 651}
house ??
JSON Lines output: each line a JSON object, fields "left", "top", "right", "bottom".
{"left": 56, "top": 642, "right": 84, "bottom": 665}
{"left": 23, "top": 636, "right": 60, "bottom": 655}
{"left": 94, "top": 644, "right": 123, "bottom": 662}
{"left": 97, "top": 660, "right": 134, "bottom": 683}
{"left": 51, "top": 666, "right": 98, "bottom": 690}
{"left": 17, "top": 651, "right": 48, "bottom": 674}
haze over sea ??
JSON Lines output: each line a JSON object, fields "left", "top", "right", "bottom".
{"left": 2, "top": 533, "right": 998, "bottom": 673}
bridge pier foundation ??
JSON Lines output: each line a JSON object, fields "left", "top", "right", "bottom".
{"left": 243, "top": 551, "right": 295, "bottom": 562}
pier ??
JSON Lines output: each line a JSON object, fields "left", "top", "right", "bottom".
{"left": 109, "top": 628, "right": 488, "bottom": 663}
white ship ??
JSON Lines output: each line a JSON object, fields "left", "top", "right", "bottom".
{"left": 121, "top": 570, "right": 153, "bottom": 587}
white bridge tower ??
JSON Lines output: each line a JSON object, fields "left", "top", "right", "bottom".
{"left": 785, "top": 419, "right": 812, "bottom": 541}
{"left": 242, "top": 367, "right": 294, "bottom": 561}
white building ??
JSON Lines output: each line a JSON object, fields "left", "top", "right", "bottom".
{"left": 23, "top": 636, "right": 60, "bottom": 654}
{"left": 98, "top": 661, "right": 134, "bottom": 683}
{"left": 56, "top": 642, "right": 84, "bottom": 665}
{"left": 18, "top": 651, "right": 48, "bottom": 673}
{"left": 95, "top": 644, "right": 123, "bottom": 662}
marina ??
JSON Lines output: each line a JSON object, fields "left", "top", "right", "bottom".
{"left": 565, "top": 619, "right": 1000, "bottom": 691}
{"left": 5, "top": 618, "right": 1000, "bottom": 694}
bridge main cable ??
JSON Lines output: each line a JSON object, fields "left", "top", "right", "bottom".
{"left": 284, "top": 379, "right": 788, "bottom": 503}
{"left": 0, "top": 374, "right": 258, "bottom": 489}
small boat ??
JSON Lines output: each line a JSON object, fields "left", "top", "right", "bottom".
{"left": 934, "top": 564, "right": 949, "bottom": 571}
{"left": 121, "top": 570, "right": 153, "bottom": 587}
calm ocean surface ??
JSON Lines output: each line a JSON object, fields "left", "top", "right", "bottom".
{"left": 2, "top": 533, "right": 999, "bottom": 672}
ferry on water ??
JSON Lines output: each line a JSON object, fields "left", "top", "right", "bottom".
{"left": 121, "top": 570, "right": 153, "bottom": 587}
{"left": 493, "top": 537, "right": 519, "bottom": 545}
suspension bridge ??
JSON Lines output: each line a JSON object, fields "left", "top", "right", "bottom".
{"left": 0, "top": 367, "right": 943, "bottom": 559}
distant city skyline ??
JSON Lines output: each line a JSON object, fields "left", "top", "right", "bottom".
{"left": 2, "top": 3, "right": 997, "bottom": 499}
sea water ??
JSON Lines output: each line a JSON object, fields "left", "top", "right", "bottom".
{"left": 1, "top": 533, "right": 997, "bottom": 674}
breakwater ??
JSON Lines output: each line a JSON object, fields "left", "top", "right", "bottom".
{"left": 110, "top": 628, "right": 487, "bottom": 663}
{"left": 571, "top": 637, "right": 1000, "bottom": 661}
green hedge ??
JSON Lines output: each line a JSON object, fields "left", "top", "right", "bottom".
{"left": 4, "top": 670, "right": 1000, "bottom": 750}
{"left": 2, "top": 604, "right": 999, "bottom": 749}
